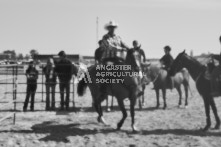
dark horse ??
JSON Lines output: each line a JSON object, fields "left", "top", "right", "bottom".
{"left": 169, "top": 50, "right": 220, "bottom": 131}
{"left": 142, "top": 63, "right": 190, "bottom": 109}
{"left": 77, "top": 49, "right": 143, "bottom": 131}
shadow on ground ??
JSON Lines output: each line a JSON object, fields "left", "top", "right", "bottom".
{"left": 0, "top": 121, "right": 221, "bottom": 143}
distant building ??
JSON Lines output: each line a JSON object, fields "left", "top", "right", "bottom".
{"left": 33, "top": 54, "right": 83, "bottom": 64}
{"left": 83, "top": 56, "right": 95, "bottom": 65}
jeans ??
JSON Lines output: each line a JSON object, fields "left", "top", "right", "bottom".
{"left": 23, "top": 84, "right": 37, "bottom": 110}
{"left": 59, "top": 81, "right": 70, "bottom": 109}
{"left": 45, "top": 83, "right": 56, "bottom": 110}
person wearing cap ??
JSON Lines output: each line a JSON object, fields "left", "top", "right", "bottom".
{"left": 55, "top": 51, "right": 73, "bottom": 111}
{"left": 94, "top": 40, "right": 104, "bottom": 64}
{"left": 160, "top": 46, "right": 174, "bottom": 89}
{"left": 43, "top": 58, "right": 57, "bottom": 111}
{"left": 23, "top": 60, "right": 39, "bottom": 112}
{"left": 101, "top": 20, "right": 129, "bottom": 63}
{"left": 210, "top": 36, "right": 221, "bottom": 96}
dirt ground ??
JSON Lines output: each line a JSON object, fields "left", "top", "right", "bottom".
{"left": 0, "top": 75, "right": 221, "bottom": 147}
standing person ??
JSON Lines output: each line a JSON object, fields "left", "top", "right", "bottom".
{"left": 43, "top": 58, "right": 57, "bottom": 111}
{"left": 23, "top": 60, "right": 39, "bottom": 112}
{"left": 160, "top": 46, "right": 174, "bottom": 89}
{"left": 55, "top": 51, "right": 73, "bottom": 111}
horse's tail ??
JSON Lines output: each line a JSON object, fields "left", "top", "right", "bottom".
{"left": 77, "top": 75, "right": 88, "bottom": 96}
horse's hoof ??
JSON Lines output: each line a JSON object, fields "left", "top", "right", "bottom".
{"left": 184, "top": 105, "right": 188, "bottom": 109}
{"left": 163, "top": 106, "right": 167, "bottom": 110}
{"left": 214, "top": 124, "right": 220, "bottom": 130}
{"left": 132, "top": 125, "right": 138, "bottom": 132}
{"left": 100, "top": 117, "right": 108, "bottom": 125}
{"left": 201, "top": 125, "right": 210, "bottom": 131}
{"left": 156, "top": 105, "right": 160, "bottom": 109}
{"left": 178, "top": 105, "right": 181, "bottom": 108}
{"left": 142, "top": 103, "right": 145, "bottom": 107}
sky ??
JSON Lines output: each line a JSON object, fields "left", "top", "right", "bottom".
{"left": 0, "top": 0, "right": 221, "bottom": 58}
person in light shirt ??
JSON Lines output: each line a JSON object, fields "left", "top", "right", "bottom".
{"left": 43, "top": 58, "right": 57, "bottom": 111}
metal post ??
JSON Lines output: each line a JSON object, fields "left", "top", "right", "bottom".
{"left": 42, "top": 67, "right": 44, "bottom": 102}
{"left": 72, "top": 76, "right": 75, "bottom": 108}
{"left": 12, "top": 66, "right": 16, "bottom": 124}
{"left": 13, "top": 65, "right": 18, "bottom": 124}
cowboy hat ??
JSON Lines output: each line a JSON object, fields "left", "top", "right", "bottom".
{"left": 104, "top": 20, "right": 118, "bottom": 30}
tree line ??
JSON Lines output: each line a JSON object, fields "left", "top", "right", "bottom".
{"left": 1, "top": 49, "right": 39, "bottom": 60}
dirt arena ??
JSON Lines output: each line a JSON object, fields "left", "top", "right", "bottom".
{"left": 0, "top": 74, "right": 221, "bottom": 147}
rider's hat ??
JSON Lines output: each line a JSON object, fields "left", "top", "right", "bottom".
{"left": 105, "top": 20, "right": 118, "bottom": 30}
{"left": 164, "top": 46, "right": 171, "bottom": 51}
{"left": 133, "top": 40, "right": 141, "bottom": 48}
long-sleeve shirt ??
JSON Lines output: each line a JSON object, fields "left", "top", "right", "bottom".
{"left": 43, "top": 66, "right": 57, "bottom": 83}
{"left": 26, "top": 67, "right": 38, "bottom": 84}
{"left": 160, "top": 54, "right": 174, "bottom": 70}
{"left": 101, "top": 33, "right": 129, "bottom": 60}
{"left": 55, "top": 58, "right": 73, "bottom": 82}
{"left": 132, "top": 48, "right": 146, "bottom": 63}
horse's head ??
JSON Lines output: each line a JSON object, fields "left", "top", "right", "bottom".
{"left": 169, "top": 50, "right": 188, "bottom": 76}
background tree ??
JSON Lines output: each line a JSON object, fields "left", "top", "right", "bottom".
{"left": 3, "top": 50, "right": 16, "bottom": 60}
{"left": 17, "top": 53, "right": 24, "bottom": 60}
{"left": 30, "top": 49, "right": 39, "bottom": 58}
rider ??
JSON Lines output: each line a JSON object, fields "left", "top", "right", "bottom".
{"left": 160, "top": 46, "right": 174, "bottom": 89}
{"left": 99, "top": 20, "right": 143, "bottom": 98}
{"left": 210, "top": 36, "right": 221, "bottom": 96}
{"left": 94, "top": 40, "right": 104, "bottom": 64}
{"left": 101, "top": 20, "right": 129, "bottom": 64}
{"left": 131, "top": 40, "right": 146, "bottom": 71}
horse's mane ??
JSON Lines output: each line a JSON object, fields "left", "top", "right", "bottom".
{"left": 183, "top": 53, "right": 204, "bottom": 67}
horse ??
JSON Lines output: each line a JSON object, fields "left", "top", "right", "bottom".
{"left": 168, "top": 50, "right": 221, "bottom": 131}
{"left": 77, "top": 49, "right": 144, "bottom": 132}
{"left": 142, "top": 62, "right": 190, "bottom": 109}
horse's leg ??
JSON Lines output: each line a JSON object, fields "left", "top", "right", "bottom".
{"left": 162, "top": 89, "right": 167, "bottom": 109}
{"left": 155, "top": 89, "right": 160, "bottom": 108}
{"left": 202, "top": 96, "right": 211, "bottom": 131}
{"left": 111, "top": 95, "right": 114, "bottom": 110}
{"left": 130, "top": 96, "right": 137, "bottom": 132}
{"left": 138, "top": 95, "right": 142, "bottom": 110}
{"left": 142, "top": 85, "right": 145, "bottom": 106}
{"left": 184, "top": 84, "right": 189, "bottom": 107}
{"left": 106, "top": 96, "right": 111, "bottom": 112}
{"left": 210, "top": 97, "right": 220, "bottom": 129}
{"left": 176, "top": 86, "right": 182, "bottom": 107}
{"left": 94, "top": 93, "right": 107, "bottom": 124}
{"left": 116, "top": 98, "right": 127, "bottom": 130}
